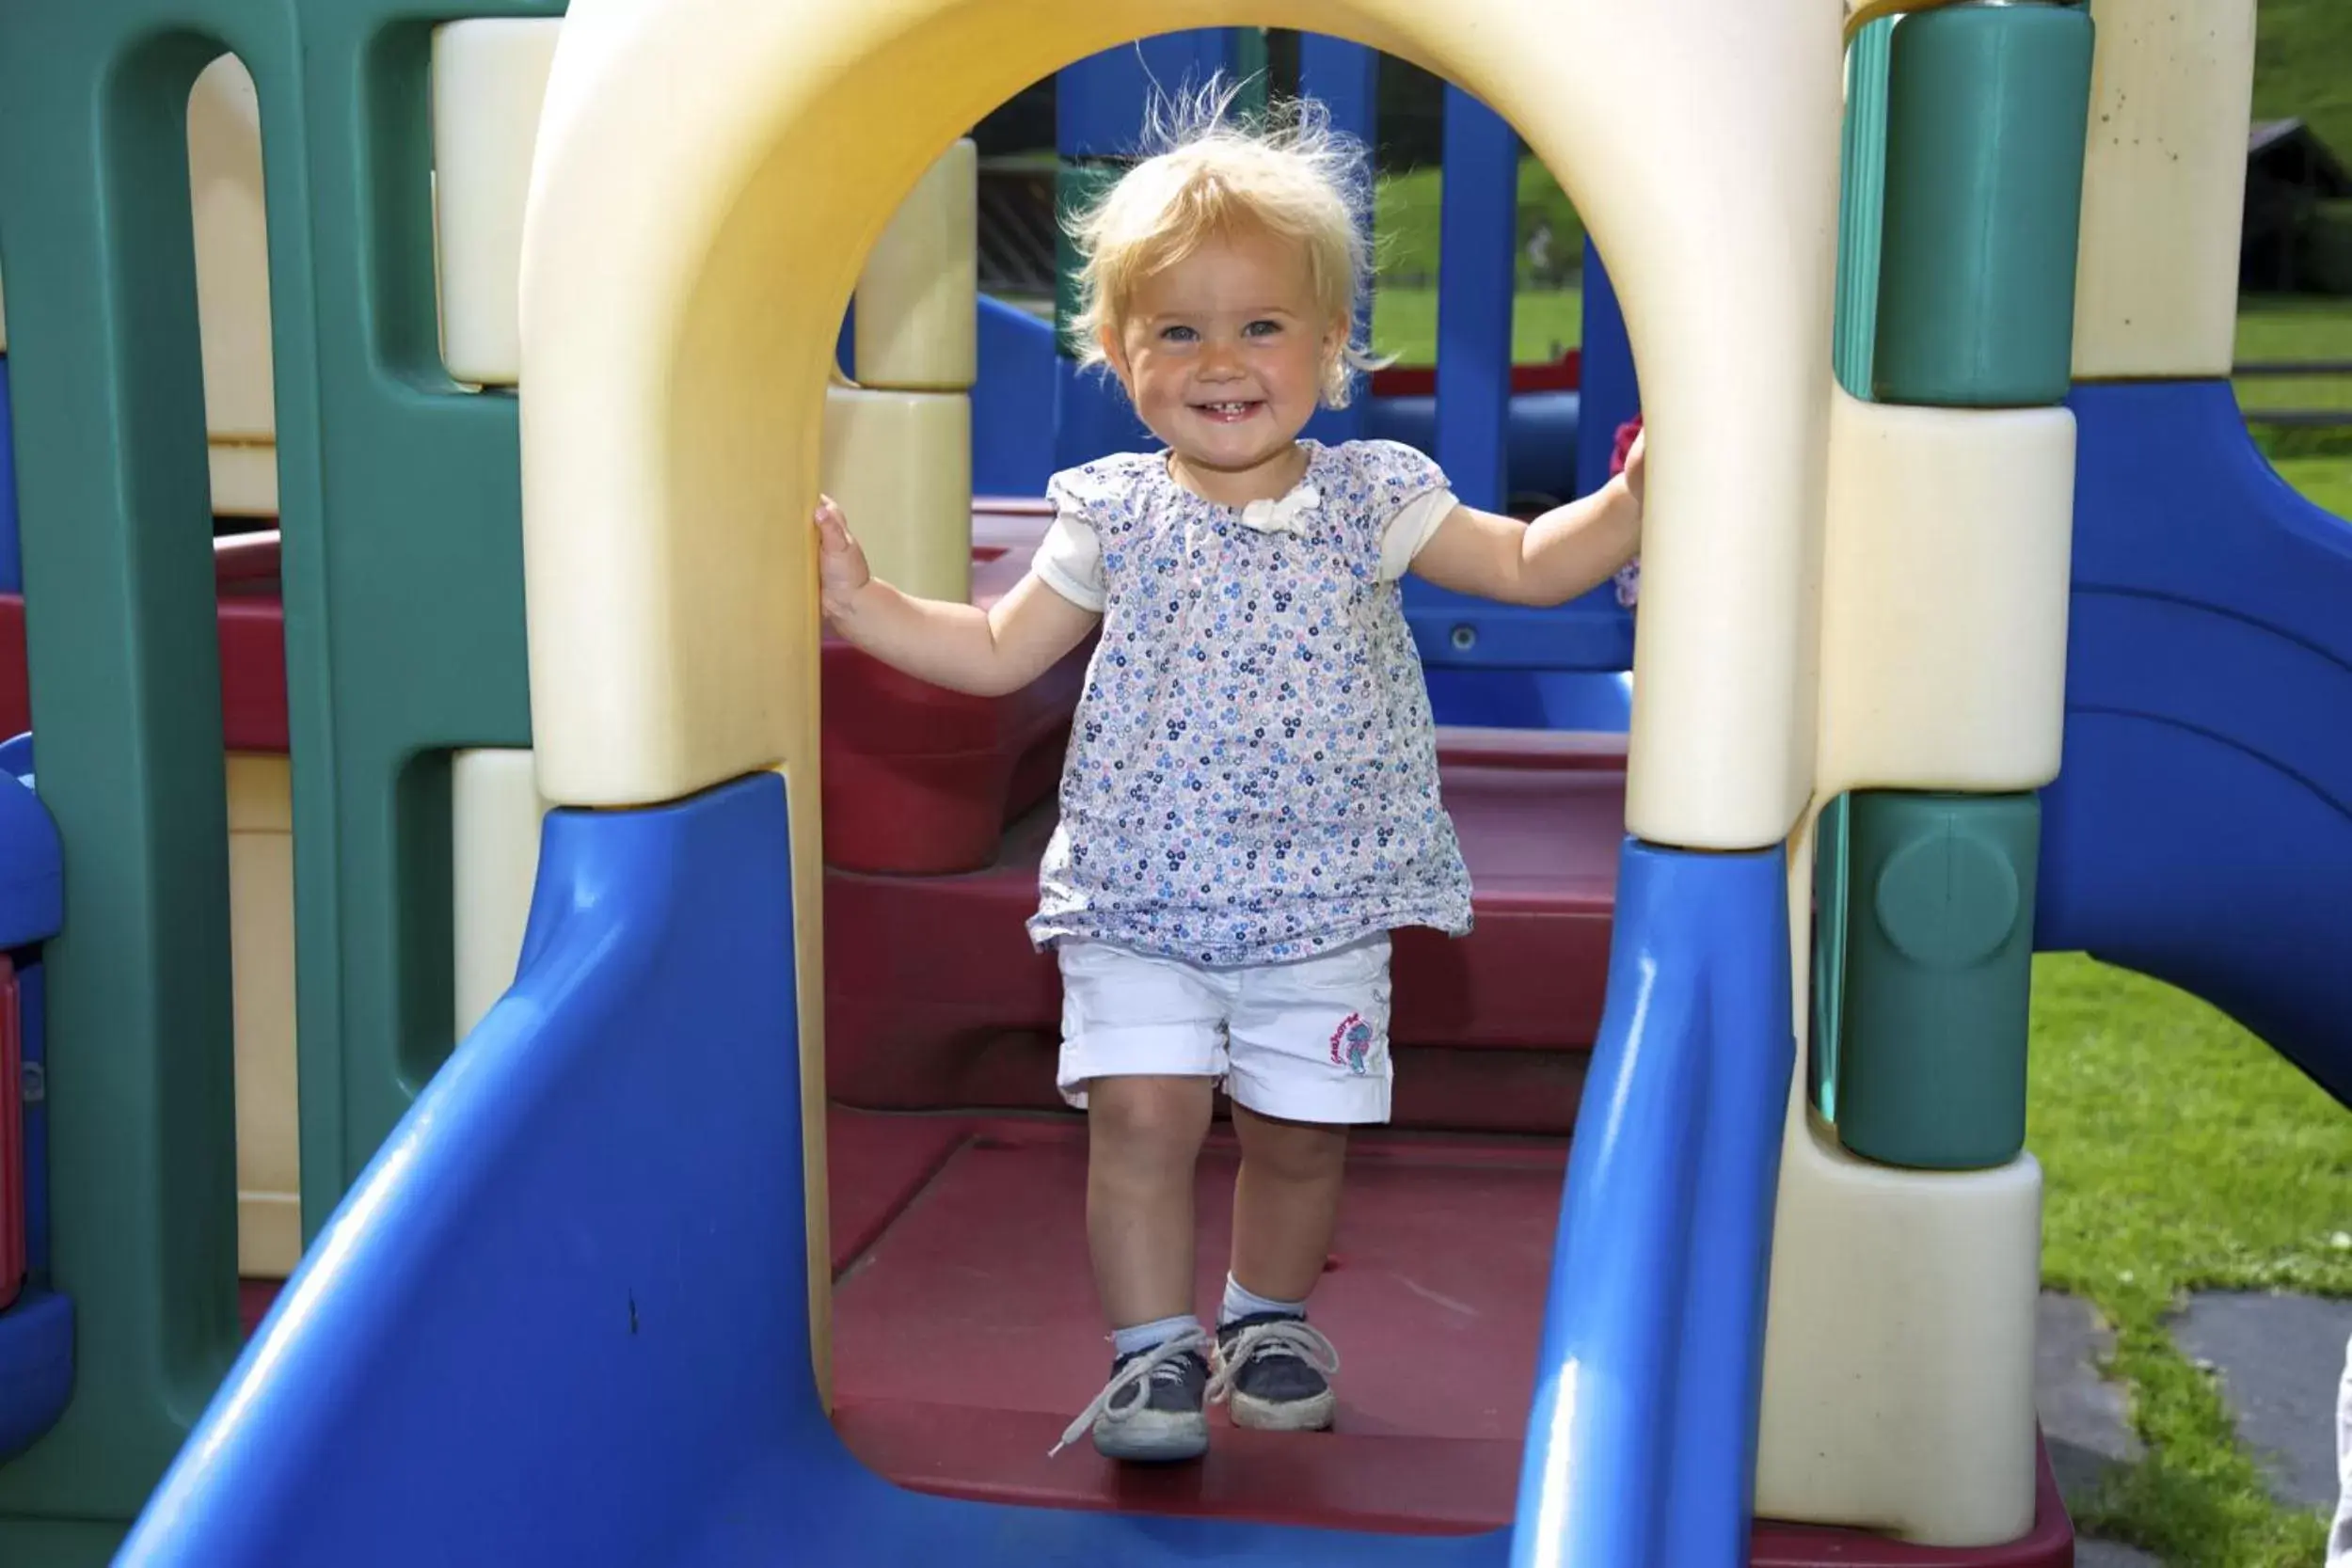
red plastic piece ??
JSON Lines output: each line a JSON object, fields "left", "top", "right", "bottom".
{"left": 819, "top": 508, "right": 1089, "bottom": 875}
{"left": 0, "top": 955, "right": 22, "bottom": 1310}
{"left": 822, "top": 730, "right": 1623, "bottom": 1135}
{"left": 0, "top": 531, "right": 288, "bottom": 752}
{"left": 1368, "top": 349, "right": 1583, "bottom": 400}
{"left": 1610, "top": 414, "right": 1644, "bottom": 478}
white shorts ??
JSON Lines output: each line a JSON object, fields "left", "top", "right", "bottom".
{"left": 1054, "top": 935, "right": 1394, "bottom": 1125}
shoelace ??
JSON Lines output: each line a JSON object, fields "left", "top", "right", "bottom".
{"left": 1207, "top": 1317, "right": 1341, "bottom": 1405}
{"left": 1048, "top": 1326, "right": 1214, "bottom": 1456}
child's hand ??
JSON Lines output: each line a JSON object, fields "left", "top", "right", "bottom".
{"left": 814, "top": 495, "right": 871, "bottom": 625}
{"left": 1619, "top": 428, "right": 1646, "bottom": 509}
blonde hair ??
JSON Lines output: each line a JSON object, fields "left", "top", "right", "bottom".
{"left": 1065, "top": 78, "right": 1384, "bottom": 409}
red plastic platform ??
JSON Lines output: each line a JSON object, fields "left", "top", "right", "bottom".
{"left": 825, "top": 1109, "right": 2072, "bottom": 1563}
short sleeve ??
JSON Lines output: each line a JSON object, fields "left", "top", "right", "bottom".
{"left": 1349, "top": 440, "right": 1459, "bottom": 583}
{"left": 1376, "top": 488, "right": 1459, "bottom": 582}
{"left": 1032, "top": 511, "right": 1104, "bottom": 611}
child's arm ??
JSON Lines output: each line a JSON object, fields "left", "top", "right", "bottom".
{"left": 817, "top": 497, "right": 1099, "bottom": 697}
{"left": 1409, "top": 429, "right": 1645, "bottom": 609}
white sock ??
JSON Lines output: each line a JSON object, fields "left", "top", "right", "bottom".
{"left": 1110, "top": 1313, "right": 1200, "bottom": 1359}
{"left": 1221, "top": 1274, "right": 1307, "bottom": 1326}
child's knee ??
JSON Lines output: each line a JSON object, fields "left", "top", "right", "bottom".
{"left": 1087, "top": 1075, "right": 1215, "bottom": 1168}
{"left": 1236, "top": 1109, "right": 1348, "bottom": 1184}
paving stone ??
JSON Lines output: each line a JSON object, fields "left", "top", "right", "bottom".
{"left": 2073, "top": 1539, "right": 2161, "bottom": 1567}
{"left": 2037, "top": 1290, "right": 2142, "bottom": 1504}
{"left": 2168, "top": 1290, "right": 2352, "bottom": 1511}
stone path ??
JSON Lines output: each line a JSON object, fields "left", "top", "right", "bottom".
{"left": 2034, "top": 1286, "right": 2352, "bottom": 1567}
{"left": 2169, "top": 1290, "right": 2352, "bottom": 1512}
{"left": 2038, "top": 1291, "right": 2140, "bottom": 1500}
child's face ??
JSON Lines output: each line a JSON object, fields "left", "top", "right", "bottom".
{"left": 1104, "top": 227, "right": 1340, "bottom": 496}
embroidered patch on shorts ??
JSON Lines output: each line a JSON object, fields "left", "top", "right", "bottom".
{"left": 1329, "top": 1012, "right": 1378, "bottom": 1076}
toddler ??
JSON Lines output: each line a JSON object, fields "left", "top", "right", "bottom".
{"left": 814, "top": 84, "right": 1645, "bottom": 1465}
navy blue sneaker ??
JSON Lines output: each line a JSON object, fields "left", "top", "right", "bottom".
{"left": 1212, "top": 1311, "right": 1340, "bottom": 1432}
{"left": 1052, "top": 1329, "right": 1213, "bottom": 1462}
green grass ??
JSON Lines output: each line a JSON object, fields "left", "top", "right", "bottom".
{"left": 2254, "top": 0, "right": 2352, "bottom": 169}
{"left": 1368, "top": 285, "right": 1581, "bottom": 368}
{"left": 1372, "top": 160, "right": 1581, "bottom": 292}
{"left": 2236, "top": 295, "right": 2352, "bottom": 415}
{"left": 2028, "top": 955, "right": 2352, "bottom": 1566}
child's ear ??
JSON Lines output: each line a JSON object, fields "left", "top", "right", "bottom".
{"left": 1098, "top": 325, "right": 1132, "bottom": 383}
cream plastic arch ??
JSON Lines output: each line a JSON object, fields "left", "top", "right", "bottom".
{"left": 516, "top": 0, "right": 1840, "bottom": 1413}
{"left": 516, "top": 0, "right": 1842, "bottom": 849}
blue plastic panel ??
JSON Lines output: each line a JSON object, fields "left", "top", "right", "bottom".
{"left": 0, "top": 760, "right": 59, "bottom": 951}
{"left": 1515, "top": 841, "right": 1793, "bottom": 1566}
{"left": 1364, "top": 390, "right": 1580, "bottom": 504}
{"left": 1432, "top": 87, "right": 1517, "bottom": 513}
{"left": 972, "top": 296, "right": 1059, "bottom": 496}
{"left": 1057, "top": 33, "right": 1243, "bottom": 159}
{"left": 2039, "top": 381, "right": 2352, "bottom": 1110}
{"left": 1573, "top": 244, "right": 1641, "bottom": 502}
{"left": 1295, "top": 35, "right": 1378, "bottom": 450}
{"left": 0, "top": 1291, "right": 73, "bottom": 1464}
{"left": 1423, "top": 668, "right": 1630, "bottom": 733}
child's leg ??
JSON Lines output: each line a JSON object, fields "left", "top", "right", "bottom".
{"left": 1227, "top": 1103, "right": 1347, "bottom": 1304}
{"left": 1213, "top": 933, "right": 1394, "bottom": 1432}
{"left": 1051, "top": 942, "right": 1230, "bottom": 1463}
{"left": 1086, "top": 1074, "right": 1215, "bottom": 1331}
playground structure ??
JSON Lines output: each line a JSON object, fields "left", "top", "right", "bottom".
{"left": 0, "top": 0, "right": 2346, "bottom": 1562}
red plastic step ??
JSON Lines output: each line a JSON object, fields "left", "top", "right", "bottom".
{"left": 0, "top": 531, "right": 287, "bottom": 751}
{"left": 822, "top": 730, "right": 1623, "bottom": 1135}
{"left": 819, "top": 510, "right": 1089, "bottom": 876}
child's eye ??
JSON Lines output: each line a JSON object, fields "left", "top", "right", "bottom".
{"left": 1159, "top": 325, "right": 1199, "bottom": 343}
{"left": 1244, "top": 319, "right": 1283, "bottom": 339}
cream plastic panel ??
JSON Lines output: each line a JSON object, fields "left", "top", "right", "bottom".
{"left": 453, "top": 749, "right": 553, "bottom": 1038}
{"left": 1755, "top": 816, "right": 2042, "bottom": 1544}
{"left": 516, "top": 0, "right": 1841, "bottom": 855}
{"left": 189, "top": 55, "right": 275, "bottom": 446}
{"left": 820, "top": 388, "right": 973, "bottom": 603}
{"left": 432, "top": 21, "right": 563, "bottom": 388}
{"left": 227, "top": 753, "right": 302, "bottom": 1279}
{"left": 2072, "top": 0, "right": 2256, "bottom": 380}
{"left": 210, "top": 443, "right": 279, "bottom": 519}
{"left": 1814, "top": 393, "right": 2075, "bottom": 797}
{"left": 853, "top": 138, "right": 978, "bottom": 390}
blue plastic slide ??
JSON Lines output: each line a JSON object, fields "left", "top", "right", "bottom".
{"left": 111, "top": 773, "right": 1793, "bottom": 1566}
{"left": 2039, "top": 382, "right": 2352, "bottom": 1111}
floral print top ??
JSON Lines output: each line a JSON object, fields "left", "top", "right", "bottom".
{"left": 1025, "top": 438, "right": 1475, "bottom": 968}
